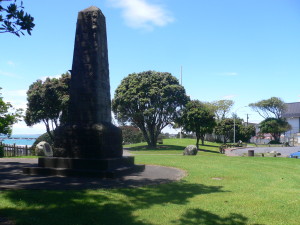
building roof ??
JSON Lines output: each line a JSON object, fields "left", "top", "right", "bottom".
{"left": 283, "top": 102, "right": 300, "bottom": 118}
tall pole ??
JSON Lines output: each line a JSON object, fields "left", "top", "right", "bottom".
{"left": 180, "top": 66, "right": 183, "bottom": 139}
{"left": 234, "top": 117, "right": 236, "bottom": 144}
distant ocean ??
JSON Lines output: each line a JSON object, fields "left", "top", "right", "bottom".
{"left": 0, "top": 134, "right": 41, "bottom": 146}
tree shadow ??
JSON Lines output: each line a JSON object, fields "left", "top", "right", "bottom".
{"left": 128, "top": 144, "right": 184, "bottom": 151}
{"left": 172, "top": 208, "right": 264, "bottom": 225}
{"left": 198, "top": 148, "right": 220, "bottom": 154}
{"left": 0, "top": 181, "right": 250, "bottom": 225}
{"left": 202, "top": 144, "right": 220, "bottom": 148}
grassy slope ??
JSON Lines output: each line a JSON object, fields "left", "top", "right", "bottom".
{"left": 0, "top": 139, "right": 299, "bottom": 225}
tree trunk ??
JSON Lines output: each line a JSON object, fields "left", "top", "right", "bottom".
{"left": 139, "top": 126, "right": 157, "bottom": 148}
{"left": 43, "top": 120, "right": 54, "bottom": 142}
{"left": 148, "top": 126, "right": 157, "bottom": 148}
{"left": 201, "top": 136, "right": 205, "bottom": 146}
{"left": 196, "top": 133, "right": 200, "bottom": 150}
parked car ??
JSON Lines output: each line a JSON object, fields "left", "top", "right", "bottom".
{"left": 289, "top": 151, "right": 300, "bottom": 158}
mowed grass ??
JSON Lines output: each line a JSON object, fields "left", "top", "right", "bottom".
{"left": 0, "top": 139, "right": 300, "bottom": 224}
{"left": 124, "top": 138, "right": 221, "bottom": 155}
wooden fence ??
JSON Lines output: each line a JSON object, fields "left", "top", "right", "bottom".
{"left": 0, "top": 142, "right": 34, "bottom": 157}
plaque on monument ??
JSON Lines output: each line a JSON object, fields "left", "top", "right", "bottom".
{"left": 43, "top": 143, "right": 53, "bottom": 157}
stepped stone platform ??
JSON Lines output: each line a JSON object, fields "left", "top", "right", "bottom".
{"left": 23, "top": 156, "right": 145, "bottom": 178}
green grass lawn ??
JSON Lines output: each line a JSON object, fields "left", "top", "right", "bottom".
{"left": 124, "top": 138, "right": 221, "bottom": 155}
{"left": 0, "top": 139, "right": 300, "bottom": 225}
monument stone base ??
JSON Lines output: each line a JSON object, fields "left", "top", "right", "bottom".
{"left": 23, "top": 156, "right": 145, "bottom": 178}
{"left": 54, "top": 122, "right": 123, "bottom": 158}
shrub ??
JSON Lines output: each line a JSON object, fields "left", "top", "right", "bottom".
{"left": 268, "top": 140, "right": 281, "bottom": 144}
{"left": 120, "top": 126, "right": 144, "bottom": 144}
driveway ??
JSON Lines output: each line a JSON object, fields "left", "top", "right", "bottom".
{"left": 226, "top": 146, "right": 300, "bottom": 157}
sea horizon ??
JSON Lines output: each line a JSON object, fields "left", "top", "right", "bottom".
{"left": 1, "top": 134, "right": 42, "bottom": 146}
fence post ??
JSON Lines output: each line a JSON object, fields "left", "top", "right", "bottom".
{"left": 25, "top": 145, "right": 28, "bottom": 156}
{"left": 13, "top": 143, "right": 16, "bottom": 157}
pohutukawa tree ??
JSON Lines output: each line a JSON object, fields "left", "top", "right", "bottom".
{"left": 112, "top": 71, "right": 189, "bottom": 148}
{"left": 178, "top": 100, "right": 216, "bottom": 149}
{"left": 25, "top": 72, "right": 70, "bottom": 141}
{"left": 0, "top": 0, "right": 35, "bottom": 36}
{"left": 259, "top": 118, "right": 291, "bottom": 143}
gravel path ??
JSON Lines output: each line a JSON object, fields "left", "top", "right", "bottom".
{"left": 226, "top": 146, "right": 300, "bottom": 157}
{"left": 0, "top": 158, "right": 186, "bottom": 190}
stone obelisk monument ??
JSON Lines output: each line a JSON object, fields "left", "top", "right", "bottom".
{"left": 23, "top": 6, "right": 144, "bottom": 178}
{"left": 57, "top": 6, "right": 123, "bottom": 159}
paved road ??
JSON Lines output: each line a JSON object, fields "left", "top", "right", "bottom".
{"left": 227, "top": 146, "right": 300, "bottom": 157}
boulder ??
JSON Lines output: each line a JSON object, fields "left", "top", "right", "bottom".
{"left": 183, "top": 145, "right": 198, "bottom": 155}
{"left": 36, "top": 141, "right": 53, "bottom": 157}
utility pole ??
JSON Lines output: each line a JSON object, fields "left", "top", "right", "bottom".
{"left": 247, "top": 114, "right": 249, "bottom": 126}
{"left": 180, "top": 66, "right": 183, "bottom": 139}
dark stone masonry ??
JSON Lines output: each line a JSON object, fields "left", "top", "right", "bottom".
{"left": 23, "top": 6, "right": 144, "bottom": 178}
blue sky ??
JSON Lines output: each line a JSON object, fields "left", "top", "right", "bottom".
{"left": 1, "top": 0, "right": 300, "bottom": 134}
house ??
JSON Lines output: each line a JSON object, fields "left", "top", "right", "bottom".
{"left": 283, "top": 102, "right": 300, "bottom": 135}
{"left": 282, "top": 102, "right": 300, "bottom": 145}
{"left": 250, "top": 103, "right": 300, "bottom": 144}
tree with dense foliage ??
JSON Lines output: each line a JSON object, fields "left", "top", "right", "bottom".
{"left": 259, "top": 118, "right": 291, "bottom": 143}
{"left": 0, "top": 0, "right": 34, "bottom": 36}
{"left": 236, "top": 123, "right": 256, "bottom": 142}
{"left": 214, "top": 118, "right": 234, "bottom": 143}
{"left": 249, "top": 97, "right": 286, "bottom": 119}
{"left": 0, "top": 88, "right": 22, "bottom": 136}
{"left": 112, "top": 71, "right": 189, "bottom": 148}
{"left": 178, "top": 100, "right": 216, "bottom": 149}
{"left": 214, "top": 117, "right": 256, "bottom": 143}
{"left": 25, "top": 72, "right": 70, "bottom": 141}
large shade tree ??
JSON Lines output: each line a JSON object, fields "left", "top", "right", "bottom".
{"left": 112, "top": 71, "right": 189, "bottom": 148}
{"left": 259, "top": 118, "right": 291, "bottom": 143}
{"left": 0, "top": 88, "right": 22, "bottom": 136}
{"left": 178, "top": 100, "right": 216, "bottom": 149}
{"left": 249, "top": 97, "right": 289, "bottom": 143}
{"left": 0, "top": 0, "right": 34, "bottom": 36}
{"left": 25, "top": 72, "right": 70, "bottom": 141}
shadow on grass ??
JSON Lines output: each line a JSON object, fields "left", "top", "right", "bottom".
{"left": 127, "top": 144, "right": 185, "bottom": 151}
{"left": 172, "top": 208, "right": 263, "bottom": 225}
{"left": 198, "top": 148, "right": 220, "bottom": 154}
{"left": 0, "top": 181, "right": 251, "bottom": 225}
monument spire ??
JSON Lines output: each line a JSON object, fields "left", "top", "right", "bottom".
{"left": 70, "top": 6, "right": 111, "bottom": 124}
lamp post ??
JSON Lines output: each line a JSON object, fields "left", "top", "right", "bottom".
{"left": 233, "top": 106, "right": 247, "bottom": 144}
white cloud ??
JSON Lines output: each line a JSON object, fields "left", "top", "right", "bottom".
{"left": 39, "top": 74, "right": 61, "bottom": 81}
{"left": 0, "top": 70, "right": 18, "bottom": 77}
{"left": 13, "top": 121, "right": 46, "bottom": 135}
{"left": 108, "top": 0, "right": 174, "bottom": 30}
{"left": 7, "top": 61, "right": 16, "bottom": 66}
{"left": 1, "top": 89, "right": 28, "bottom": 111}
{"left": 3, "top": 89, "right": 27, "bottom": 98}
